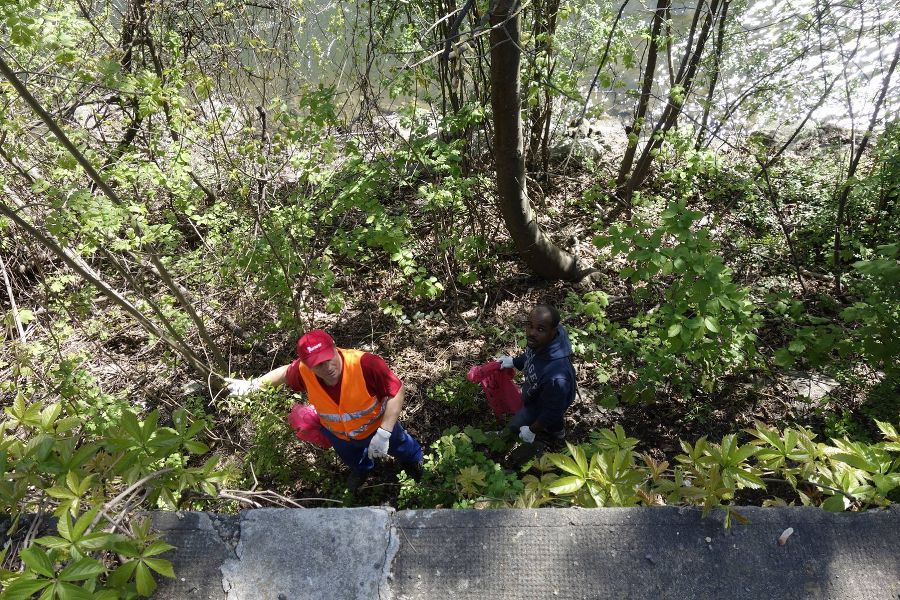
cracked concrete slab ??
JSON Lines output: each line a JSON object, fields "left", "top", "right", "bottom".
{"left": 151, "top": 511, "right": 237, "bottom": 599}
{"left": 151, "top": 506, "right": 900, "bottom": 600}
{"left": 220, "top": 508, "right": 395, "bottom": 600}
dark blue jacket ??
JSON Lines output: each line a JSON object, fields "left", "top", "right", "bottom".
{"left": 513, "top": 324, "right": 576, "bottom": 430}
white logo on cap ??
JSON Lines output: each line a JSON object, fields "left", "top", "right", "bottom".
{"left": 307, "top": 343, "right": 322, "bottom": 352}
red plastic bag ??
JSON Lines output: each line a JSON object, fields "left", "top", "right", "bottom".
{"left": 467, "top": 361, "right": 523, "bottom": 417}
{"left": 287, "top": 404, "right": 332, "bottom": 448}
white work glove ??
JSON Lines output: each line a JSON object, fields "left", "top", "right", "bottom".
{"left": 519, "top": 425, "right": 536, "bottom": 444}
{"left": 368, "top": 427, "right": 392, "bottom": 459}
{"left": 497, "top": 356, "right": 515, "bottom": 369}
{"left": 225, "top": 377, "right": 261, "bottom": 397}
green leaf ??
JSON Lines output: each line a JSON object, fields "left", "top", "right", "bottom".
{"left": 55, "top": 582, "right": 93, "bottom": 600}
{"left": 733, "top": 444, "right": 759, "bottom": 463}
{"left": 58, "top": 557, "right": 106, "bottom": 581}
{"left": 120, "top": 411, "right": 143, "bottom": 443}
{"left": 788, "top": 340, "right": 806, "bottom": 353}
{"left": 80, "top": 532, "right": 128, "bottom": 551}
{"left": 73, "top": 508, "right": 99, "bottom": 540}
{"left": 774, "top": 348, "right": 794, "bottom": 368}
{"left": 830, "top": 453, "right": 875, "bottom": 472}
{"left": 2, "top": 577, "right": 52, "bottom": 600}
{"left": 547, "top": 475, "right": 585, "bottom": 495}
{"left": 46, "top": 485, "right": 78, "bottom": 501}
{"left": 547, "top": 453, "right": 584, "bottom": 477}
{"left": 135, "top": 561, "right": 157, "bottom": 596}
{"left": 704, "top": 316, "right": 719, "bottom": 333}
{"left": 184, "top": 440, "right": 209, "bottom": 454}
{"left": 750, "top": 424, "right": 781, "bottom": 449}
{"left": 143, "top": 558, "right": 175, "bottom": 578}
{"left": 107, "top": 560, "right": 138, "bottom": 588}
{"left": 821, "top": 494, "right": 847, "bottom": 512}
{"left": 872, "top": 474, "right": 900, "bottom": 497}
{"left": 667, "top": 323, "right": 682, "bottom": 338}
{"left": 34, "top": 535, "right": 72, "bottom": 550}
{"left": 874, "top": 420, "right": 898, "bottom": 440}
{"left": 570, "top": 443, "right": 588, "bottom": 475}
{"left": 56, "top": 511, "right": 72, "bottom": 542}
{"left": 735, "top": 468, "right": 765, "bottom": 489}
{"left": 55, "top": 417, "right": 84, "bottom": 435}
{"left": 65, "top": 471, "right": 81, "bottom": 495}
{"left": 455, "top": 465, "right": 486, "bottom": 495}
{"left": 686, "top": 316, "right": 703, "bottom": 330}
{"left": 142, "top": 541, "right": 176, "bottom": 557}
{"left": 143, "top": 411, "right": 159, "bottom": 438}
{"left": 20, "top": 547, "right": 56, "bottom": 578}
{"left": 40, "top": 403, "right": 62, "bottom": 430}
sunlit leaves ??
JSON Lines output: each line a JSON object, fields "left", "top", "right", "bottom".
{"left": 527, "top": 423, "right": 898, "bottom": 523}
{"left": 586, "top": 201, "right": 760, "bottom": 398}
{"left": 456, "top": 465, "right": 487, "bottom": 496}
{"left": 0, "top": 388, "right": 223, "bottom": 597}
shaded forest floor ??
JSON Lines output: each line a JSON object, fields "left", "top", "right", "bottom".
{"left": 6, "top": 135, "right": 895, "bottom": 510}
{"left": 204, "top": 149, "right": 895, "bottom": 507}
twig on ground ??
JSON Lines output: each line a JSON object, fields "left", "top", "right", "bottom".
{"left": 92, "top": 468, "right": 175, "bottom": 529}
{"left": 218, "top": 488, "right": 340, "bottom": 507}
{"left": 0, "top": 254, "right": 26, "bottom": 342}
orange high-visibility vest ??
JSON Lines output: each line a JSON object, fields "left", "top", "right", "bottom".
{"left": 298, "top": 348, "right": 385, "bottom": 441}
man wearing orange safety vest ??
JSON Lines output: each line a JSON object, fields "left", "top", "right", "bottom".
{"left": 226, "top": 330, "right": 423, "bottom": 492}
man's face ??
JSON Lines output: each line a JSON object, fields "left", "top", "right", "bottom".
{"left": 310, "top": 351, "right": 342, "bottom": 386}
{"left": 525, "top": 308, "right": 556, "bottom": 350}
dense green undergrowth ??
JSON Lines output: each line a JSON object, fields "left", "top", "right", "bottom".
{"left": 3, "top": 0, "right": 900, "bottom": 596}
{"left": 397, "top": 423, "right": 900, "bottom": 529}
{"left": 0, "top": 389, "right": 232, "bottom": 598}
{"left": 1, "top": 372, "right": 896, "bottom": 598}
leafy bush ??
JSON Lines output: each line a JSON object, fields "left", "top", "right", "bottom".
{"left": 0, "top": 382, "right": 231, "bottom": 597}
{"left": 426, "top": 375, "right": 480, "bottom": 415}
{"left": 218, "top": 388, "right": 317, "bottom": 488}
{"left": 768, "top": 243, "right": 898, "bottom": 378}
{"left": 528, "top": 422, "right": 899, "bottom": 527}
{"left": 584, "top": 201, "right": 761, "bottom": 400}
{"left": 397, "top": 427, "right": 523, "bottom": 509}
{"left": 396, "top": 421, "right": 897, "bottom": 528}
{"left": 46, "top": 353, "right": 130, "bottom": 434}
{"left": 842, "top": 243, "right": 900, "bottom": 375}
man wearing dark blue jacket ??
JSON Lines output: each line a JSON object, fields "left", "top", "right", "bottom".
{"left": 498, "top": 304, "right": 576, "bottom": 457}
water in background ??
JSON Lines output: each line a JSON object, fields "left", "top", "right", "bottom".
{"left": 193, "top": 0, "right": 898, "bottom": 140}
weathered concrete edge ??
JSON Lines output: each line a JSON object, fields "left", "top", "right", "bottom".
{"left": 380, "top": 509, "right": 401, "bottom": 600}
{"left": 152, "top": 505, "right": 900, "bottom": 600}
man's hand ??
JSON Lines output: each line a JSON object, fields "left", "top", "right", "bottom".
{"left": 497, "top": 356, "right": 515, "bottom": 369}
{"left": 225, "top": 377, "right": 261, "bottom": 397}
{"left": 368, "top": 427, "right": 392, "bottom": 459}
{"left": 519, "top": 425, "right": 536, "bottom": 444}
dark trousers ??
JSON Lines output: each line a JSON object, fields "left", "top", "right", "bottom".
{"left": 322, "top": 422, "right": 423, "bottom": 474}
{"left": 507, "top": 404, "right": 566, "bottom": 439}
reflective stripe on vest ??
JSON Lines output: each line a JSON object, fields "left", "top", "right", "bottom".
{"left": 298, "top": 348, "right": 384, "bottom": 441}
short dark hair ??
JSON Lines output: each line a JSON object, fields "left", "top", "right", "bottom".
{"left": 533, "top": 303, "right": 560, "bottom": 327}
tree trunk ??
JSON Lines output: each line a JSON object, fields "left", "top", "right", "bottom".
{"left": 696, "top": 0, "right": 730, "bottom": 149}
{"left": 624, "top": 0, "right": 720, "bottom": 198}
{"left": 526, "top": 0, "right": 561, "bottom": 174}
{"left": 490, "top": 0, "right": 580, "bottom": 280}
{"left": 616, "top": 0, "right": 669, "bottom": 189}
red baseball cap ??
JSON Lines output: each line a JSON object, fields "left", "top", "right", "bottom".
{"left": 296, "top": 329, "right": 336, "bottom": 366}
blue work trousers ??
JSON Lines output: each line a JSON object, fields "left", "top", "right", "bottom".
{"left": 322, "top": 422, "right": 423, "bottom": 474}
{"left": 507, "top": 404, "right": 565, "bottom": 437}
